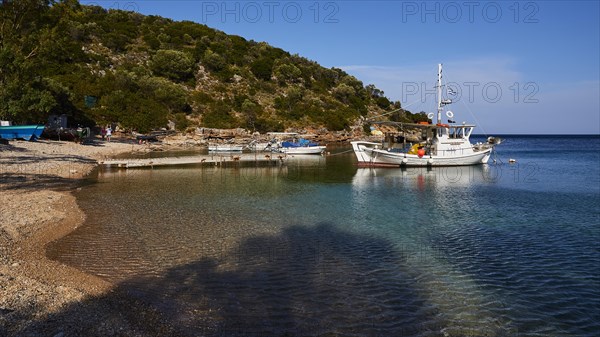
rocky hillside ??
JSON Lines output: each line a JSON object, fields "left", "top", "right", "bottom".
{"left": 0, "top": 0, "right": 427, "bottom": 134}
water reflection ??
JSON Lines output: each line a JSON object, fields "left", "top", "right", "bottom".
{"left": 352, "top": 165, "right": 501, "bottom": 189}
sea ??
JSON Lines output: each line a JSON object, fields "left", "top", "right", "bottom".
{"left": 48, "top": 135, "right": 600, "bottom": 337}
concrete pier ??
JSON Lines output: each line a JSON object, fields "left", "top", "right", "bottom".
{"left": 98, "top": 153, "right": 289, "bottom": 168}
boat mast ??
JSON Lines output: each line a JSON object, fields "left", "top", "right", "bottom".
{"left": 436, "top": 63, "right": 443, "bottom": 124}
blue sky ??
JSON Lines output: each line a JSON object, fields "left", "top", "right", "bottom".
{"left": 87, "top": 1, "right": 600, "bottom": 134}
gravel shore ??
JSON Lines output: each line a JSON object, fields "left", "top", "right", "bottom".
{"left": 0, "top": 139, "right": 178, "bottom": 336}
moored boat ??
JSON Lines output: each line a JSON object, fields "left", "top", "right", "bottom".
{"left": 351, "top": 64, "right": 499, "bottom": 167}
{"left": 266, "top": 133, "right": 326, "bottom": 155}
{"left": 208, "top": 144, "right": 244, "bottom": 152}
{"left": 246, "top": 139, "right": 273, "bottom": 152}
{"left": 0, "top": 124, "right": 45, "bottom": 141}
{"left": 276, "top": 138, "right": 326, "bottom": 155}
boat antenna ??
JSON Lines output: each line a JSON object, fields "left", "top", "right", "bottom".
{"left": 436, "top": 63, "right": 443, "bottom": 124}
{"left": 441, "top": 67, "right": 491, "bottom": 137}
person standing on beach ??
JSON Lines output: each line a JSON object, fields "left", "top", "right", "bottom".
{"left": 106, "top": 126, "right": 112, "bottom": 142}
{"left": 101, "top": 127, "right": 106, "bottom": 140}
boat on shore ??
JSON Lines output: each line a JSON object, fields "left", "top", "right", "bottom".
{"left": 351, "top": 64, "right": 499, "bottom": 167}
{"left": 0, "top": 123, "right": 45, "bottom": 141}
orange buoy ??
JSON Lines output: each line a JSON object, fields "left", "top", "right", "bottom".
{"left": 417, "top": 148, "right": 425, "bottom": 158}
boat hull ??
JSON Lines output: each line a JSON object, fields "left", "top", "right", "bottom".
{"left": 277, "top": 146, "right": 326, "bottom": 155}
{"left": 248, "top": 142, "right": 272, "bottom": 152}
{"left": 208, "top": 145, "right": 244, "bottom": 152}
{"left": 0, "top": 125, "right": 45, "bottom": 141}
{"left": 352, "top": 141, "right": 492, "bottom": 167}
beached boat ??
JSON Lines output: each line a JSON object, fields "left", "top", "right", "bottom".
{"left": 351, "top": 64, "right": 499, "bottom": 167}
{"left": 0, "top": 123, "right": 45, "bottom": 141}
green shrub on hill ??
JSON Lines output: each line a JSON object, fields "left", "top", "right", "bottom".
{"left": 0, "top": 0, "right": 408, "bottom": 132}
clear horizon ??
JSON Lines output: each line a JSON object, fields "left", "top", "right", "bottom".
{"left": 85, "top": 1, "right": 600, "bottom": 135}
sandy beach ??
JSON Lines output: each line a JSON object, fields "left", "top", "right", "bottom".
{"left": 0, "top": 139, "right": 178, "bottom": 336}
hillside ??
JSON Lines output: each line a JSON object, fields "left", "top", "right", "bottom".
{"left": 0, "top": 0, "right": 427, "bottom": 134}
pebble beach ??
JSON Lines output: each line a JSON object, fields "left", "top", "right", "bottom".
{"left": 0, "top": 139, "right": 179, "bottom": 336}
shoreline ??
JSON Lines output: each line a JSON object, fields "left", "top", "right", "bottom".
{"left": 0, "top": 138, "right": 175, "bottom": 335}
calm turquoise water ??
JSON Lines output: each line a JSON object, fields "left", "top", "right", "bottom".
{"left": 49, "top": 135, "right": 600, "bottom": 336}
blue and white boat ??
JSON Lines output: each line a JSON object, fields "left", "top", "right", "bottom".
{"left": 0, "top": 123, "right": 45, "bottom": 141}
{"left": 276, "top": 138, "right": 326, "bottom": 155}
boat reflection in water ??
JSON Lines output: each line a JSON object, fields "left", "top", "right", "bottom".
{"left": 352, "top": 165, "right": 502, "bottom": 190}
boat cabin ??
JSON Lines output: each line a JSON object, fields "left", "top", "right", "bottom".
{"left": 373, "top": 121, "right": 476, "bottom": 156}
{"left": 431, "top": 124, "right": 476, "bottom": 156}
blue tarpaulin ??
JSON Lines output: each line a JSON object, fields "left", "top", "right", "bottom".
{"left": 281, "top": 138, "right": 319, "bottom": 147}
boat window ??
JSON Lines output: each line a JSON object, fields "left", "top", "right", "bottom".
{"left": 465, "top": 127, "right": 472, "bottom": 138}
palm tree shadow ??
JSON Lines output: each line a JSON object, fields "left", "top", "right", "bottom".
{"left": 20, "top": 223, "right": 435, "bottom": 336}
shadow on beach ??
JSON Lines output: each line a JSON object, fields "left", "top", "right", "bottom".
{"left": 0, "top": 144, "right": 28, "bottom": 153}
{"left": 14, "top": 223, "right": 437, "bottom": 336}
{"left": 0, "top": 154, "right": 96, "bottom": 191}
{"left": 0, "top": 173, "right": 83, "bottom": 191}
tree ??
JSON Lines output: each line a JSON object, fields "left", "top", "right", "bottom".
{"left": 376, "top": 96, "right": 391, "bottom": 109}
{"left": 250, "top": 58, "right": 273, "bottom": 81}
{"left": 173, "top": 112, "right": 189, "bottom": 131}
{"left": 0, "top": 0, "right": 62, "bottom": 122}
{"left": 150, "top": 49, "right": 193, "bottom": 81}
{"left": 202, "top": 49, "right": 225, "bottom": 72}
{"left": 139, "top": 76, "right": 188, "bottom": 113}
{"left": 97, "top": 89, "right": 167, "bottom": 133}
{"left": 273, "top": 63, "right": 301, "bottom": 84}
{"left": 202, "top": 103, "right": 237, "bottom": 129}
{"left": 332, "top": 83, "right": 354, "bottom": 104}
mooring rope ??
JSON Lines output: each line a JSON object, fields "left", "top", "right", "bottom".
{"left": 325, "top": 149, "right": 355, "bottom": 156}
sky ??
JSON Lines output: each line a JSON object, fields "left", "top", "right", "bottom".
{"left": 85, "top": 0, "right": 600, "bottom": 134}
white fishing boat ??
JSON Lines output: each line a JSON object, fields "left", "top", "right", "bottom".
{"left": 208, "top": 144, "right": 244, "bottom": 152}
{"left": 351, "top": 64, "right": 499, "bottom": 167}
